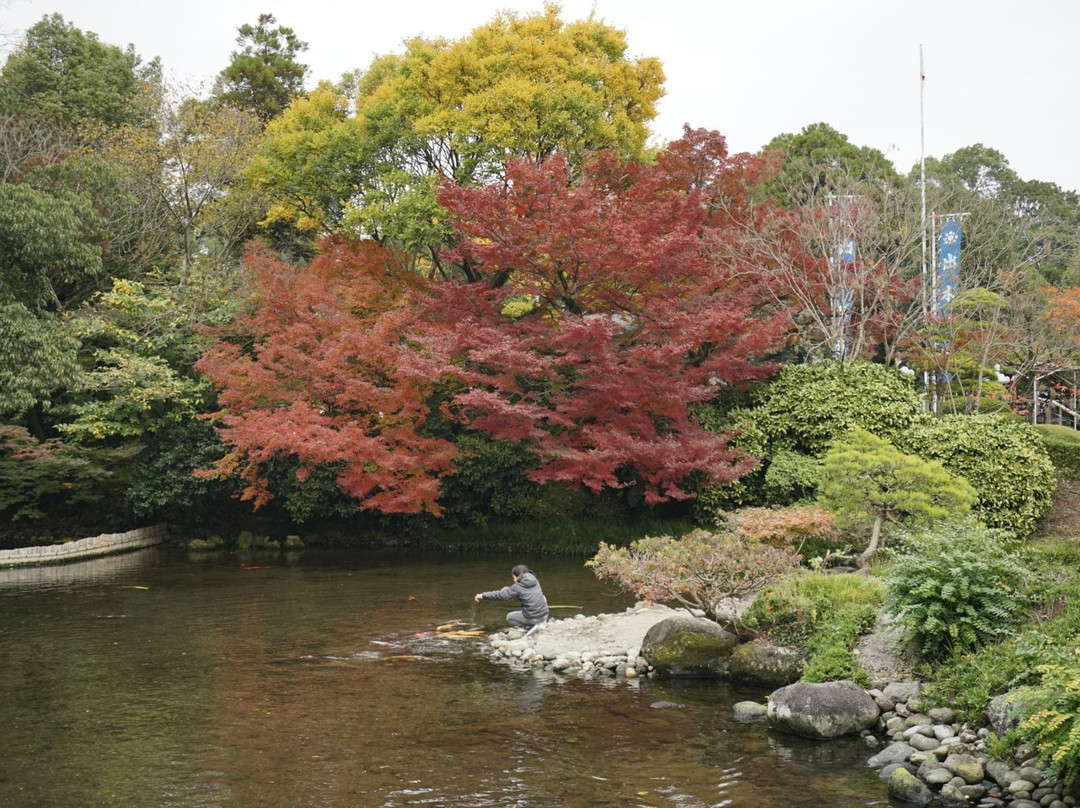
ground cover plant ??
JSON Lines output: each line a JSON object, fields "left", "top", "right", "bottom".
{"left": 742, "top": 571, "right": 883, "bottom": 685}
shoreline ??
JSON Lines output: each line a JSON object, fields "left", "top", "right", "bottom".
{"left": 481, "top": 605, "right": 1079, "bottom": 808}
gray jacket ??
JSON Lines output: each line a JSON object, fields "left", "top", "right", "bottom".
{"left": 481, "top": 571, "right": 549, "bottom": 623}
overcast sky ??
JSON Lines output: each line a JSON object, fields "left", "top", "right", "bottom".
{"left": 3, "top": 0, "right": 1079, "bottom": 193}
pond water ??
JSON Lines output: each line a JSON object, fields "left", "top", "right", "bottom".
{"left": 0, "top": 546, "right": 894, "bottom": 808}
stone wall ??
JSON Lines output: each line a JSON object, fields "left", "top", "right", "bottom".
{"left": 0, "top": 524, "right": 168, "bottom": 568}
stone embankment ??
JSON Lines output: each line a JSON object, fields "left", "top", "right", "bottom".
{"left": 0, "top": 524, "right": 167, "bottom": 567}
{"left": 864, "top": 682, "right": 1077, "bottom": 808}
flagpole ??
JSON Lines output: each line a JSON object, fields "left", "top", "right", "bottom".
{"left": 920, "top": 45, "right": 930, "bottom": 410}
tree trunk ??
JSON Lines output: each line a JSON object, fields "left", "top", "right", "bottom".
{"left": 858, "top": 514, "right": 884, "bottom": 570}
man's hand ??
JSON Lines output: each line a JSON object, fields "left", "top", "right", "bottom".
{"left": 474, "top": 593, "right": 483, "bottom": 603}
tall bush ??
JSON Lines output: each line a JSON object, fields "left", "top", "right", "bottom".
{"left": 899, "top": 414, "right": 1056, "bottom": 537}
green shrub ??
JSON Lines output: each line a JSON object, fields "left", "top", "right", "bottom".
{"left": 763, "top": 450, "right": 820, "bottom": 503}
{"left": 899, "top": 413, "right": 1057, "bottom": 537}
{"left": 925, "top": 538, "right": 1080, "bottom": 723}
{"left": 1039, "top": 426, "right": 1080, "bottom": 481}
{"left": 751, "top": 360, "right": 921, "bottom": 456}
{"left": 801, "top": 599, "right": 879, "bottom": 686}
{"left": 1009, "top": 660, "right": 1080, "bottom": 785}
{"left": 922, "top": 640, "right": 1032, "bottom": 724}
{"left": 883, "top": 520, "right": 1029, "bottom": 661}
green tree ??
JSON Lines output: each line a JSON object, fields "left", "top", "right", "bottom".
{"left": 215, "top": 13, "right": 309, "bottom": 122}
{"left": 344, "top": 4, "right": 662, "bottom": 260}
{"left": 760, "top": 122, "right": 902, "bottom": 207}
{"left": 244, "top": 82, "right": 367, "bottom": 241}
{"left": 99, "top": 86, "right": 262, "bottom": 281}
{"left": 817, "top": 428, "right": 977, "bottom": 568}
{"left": 0, "top": 181, "right": 103, "bottom": 421}
{"left": 0, "top": 14, "right": 145, "bottom": 127}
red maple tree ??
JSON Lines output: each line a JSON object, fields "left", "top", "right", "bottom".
{"left": 196, "top": 238, "right": 456, "bottom": 515}
{"left": 426, "top": 136, "right": 789, "bottom": 503}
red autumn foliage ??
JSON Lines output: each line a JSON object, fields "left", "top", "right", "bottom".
{"left": 426, "top": 136, "right": 790, "bottom": 503}
{"left": 198, "top": 130, "right": 793, "bottom": 515}
{"left": 195, "top": 237, "right": 456, "bottom": 515}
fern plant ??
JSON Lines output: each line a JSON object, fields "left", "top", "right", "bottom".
{"left": 883, "top": 519, "right": 1029, "bottom": 661}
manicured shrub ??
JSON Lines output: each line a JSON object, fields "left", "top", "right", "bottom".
{"left": 762, "top": 449, "right": 820, "bottom": 503}
{"left": 751, "top": 360, "right": 921, "bottom": 456}
{"left": 883, "top": 520, "right": 1029, "bottom": 661}
{"left": 899, "top": 413, "right": 1056, "bottom": 537}
{"left": 1039, "top": 425, "right": 1080, "bottom": 481}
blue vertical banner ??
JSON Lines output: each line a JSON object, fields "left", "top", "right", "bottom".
{"left": 935, "top": 218, "right": 962, "bottom": 316}
{"left": 839, "top": 237, "right": 857, "bottom": 265}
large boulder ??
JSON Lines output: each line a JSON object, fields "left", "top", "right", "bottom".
{"left": 640, "top": 615, "right": 740, "bottom": 677}
{"left": 767, "top": 680, "right": 880, "bottom": 739}
{"left": 728, "top": 640, "right": 803, "bottom": 687}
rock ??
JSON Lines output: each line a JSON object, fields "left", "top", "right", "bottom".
{"left": 943, "top": 753, "right": 984, "bottom": 785}
{"left": 888, "top": 766, "right": 933, "bottom": 804}
{"left": 640, "top": 615, "right": 740, "bottom": 678}
{"left": 1018, "top": 766, "right": 1044, "bottom": 783}
{"left": 727, "top": 640, "right": 803, "bottom": 687}
{"left": 879, "top": 762, "right": 917, "bottom": 781}
{"left": 928, "top": 706, "right": 955, "bottom": 724}
{"left": 921, "top": 766, "right": 955, "bottom": 787}
{"left": 985, "top": 759, "right": 1012, "bottom": 787}
{"left": 907, "top": 733, "right": 941, "bottom": 752}
{"left": 883, "top": 681, "right": 922, "bottom": 703}
{"left": 988, "top": 693, "right": 1020, "bottom": 735}
{"left": 868, "top": 742, "right": 914, "bottom": 767}
{"left": 938, "top": 782, "right": 968, "bottom": 808}
{"left": 767, "top": 680, "right": 880, "bottom": 740}
{"left": 933, "top": 724, "right": 956, "bottom": 741}
{"left": 732, "top": 701, "right": 767, "bottom": 722}
{"left": 650, "top": 700, "right": 684, "bottom": 709}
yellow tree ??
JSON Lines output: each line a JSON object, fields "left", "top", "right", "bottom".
{"left": 244, "top": 83, "right": 366, "bottom": 239}
{"left": 251, "top": 5, "right": 664, "bottom": 262}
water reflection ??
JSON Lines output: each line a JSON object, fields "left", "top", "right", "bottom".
{"left": 0, "top": 549, "right": 889, "bottom": 808}
{"left": 0, "top": 546, "right": 162, "bottom": 591}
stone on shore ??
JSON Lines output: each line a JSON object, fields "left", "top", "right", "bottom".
{"left": 732, "top": 701, "right": 767, "bottom": 722}
{"left": 887, "top": 766, "right": 933, "bottom": 805}
{"left": 767, "top": 680, "right": 880, "bottom": 740}
{"left": 640, "top": 615, "right": 739, "bottom": 678}
{"left": 727, "top": 640, "right": 802, "bottom": 687}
